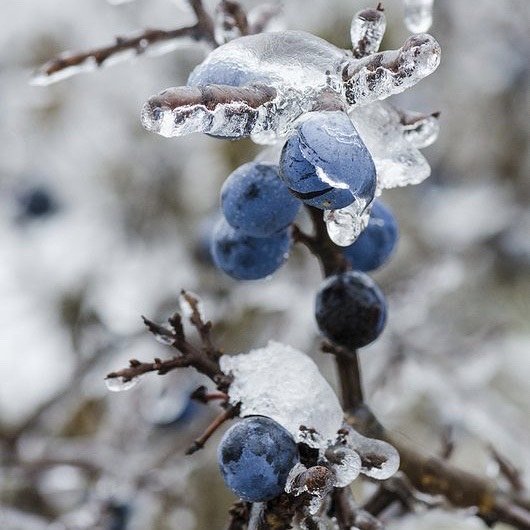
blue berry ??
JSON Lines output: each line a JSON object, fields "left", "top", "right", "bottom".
{"left": 17, "top": 186, "right": 57, "bottom": 219}
{"left": 343, "top": 200, "right": 398, "bottom": 272}
{"left": 211, "top": 218, "right": 291, "bottom": 280}
{"left": 315, "top": 271, "right": 387, "bottom": 349}
{"left": 218, "top": 416, "right": 300, "bottom": 502}
{"left": 279, "top": 111, "right": 376, "bottom": 210}
{"left": 221, "top": 162, "right": 301, "bottom": 237}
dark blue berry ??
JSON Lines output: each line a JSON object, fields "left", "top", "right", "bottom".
{"left": 210, "top": 218, "right": 291, "bottom": 280}
{"left": 343, "top": 200, "right": 398, "bottom": 272}
{"left": 218, "top": 416, "right": 300, "bottom": 502}
{"left": 315, "top": 271, "right": 387, "bottom": 349}
{"left": 17, "top": 186, "right": 57, "bottom": 219}
{"left": 221, "top": 162, "right": 300, "bottom": 237}
{"left": 279, "top": 111, "right": 376, "bottom": 210}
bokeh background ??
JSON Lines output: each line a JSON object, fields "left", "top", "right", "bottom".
{"left": 1, "top": 1, "right": 529, "bottom": 529}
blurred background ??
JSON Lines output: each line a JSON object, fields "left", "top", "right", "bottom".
{"left": 0, "top": 0, "right": 528, "bottom": 528}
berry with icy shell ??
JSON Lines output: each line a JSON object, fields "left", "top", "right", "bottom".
{"left": 221, "top": 162, "right": 300, "bottom": 237}
{"left": 217, "top": 416, "right": 300, "bottom": 502}
{"left": 343, "top": 200, "right": 398, "bottom": 271}
{"left": 315, "top": 271, "right": 387, "bottom": 348}
{"left": 210, "top": 217, "right": 291, "bottom": 280}
{"left": 279, "top": 111, "right": 376, "bottom": 210}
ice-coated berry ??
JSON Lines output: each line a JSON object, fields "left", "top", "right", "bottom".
{"left": 315, "top": 271, "right": 387, "bottom": 349}
{"left": 221, "top": 162, "right": 301, "bottom": 237}
{"left": 210, "top": 217, "right": 291, "bottom": 280}
{"left": 279, "top": 111, "right": 376, "bottom": 210}
{"left": 217, "top": 416, "right": 300, "bottom": 502}
{"left": 343, "top": 200, "right": 398, "bottom": 272}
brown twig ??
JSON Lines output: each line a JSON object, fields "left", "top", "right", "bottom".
{"left": 216, "top": 0, "right": 250, "bottom": 38}
{"left": 106, "top": 292, "right": 230, "bottom": 390}
{"left": 488, "top": 444, "right": 525, "bottom": 494}
{"left": 186, "top": 403, "right": 239, "bottom": 454}
{"left": 33, "top": 0, "right": 216, "bottom": 83}
{"left": 190, "top": 385, "right": 229, "bottom": 404}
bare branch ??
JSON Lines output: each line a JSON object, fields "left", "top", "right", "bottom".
{"left": 488, "top": 444, "right": 525, "bottom": 494}
{"left": 32, "top": 0, "right": 216, "bottom": 85}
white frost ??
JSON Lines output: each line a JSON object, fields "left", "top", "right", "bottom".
{"left": 220, "top": 341, "right": 344, "bottom": 447}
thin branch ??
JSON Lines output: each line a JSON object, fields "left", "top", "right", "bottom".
{"left": 488, "top": 444, "right": 525, "bottom": 494}
{"left": 186, "top": 404, "right": 239, "bottom": 454}
{"left": 190, "top": 385, "right": 229, "bottom": 403}
{"left": 217, "top": 0, "right": 250, "bottom": 38}
{"left": 32, "top": 0, "right": 216, "bottom": 85}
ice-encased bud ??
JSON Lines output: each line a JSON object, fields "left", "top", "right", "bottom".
{"left": 324, "top": 200, "right": 371, "bottom": 247}
{"left": 350, "top": 102, "right": 432, "bottom": 189}
{"left": 351, "top": 7, "right": 387, "bottom": 58}
{"left": 285, "top": 464, "right": 334, "bottom": 515}
{"left": 220, "top": 341, "right": 344, "bottom": 447}
{"left": 403, "top": 0, "right": 435, "bottom": 33}
{"left": 324, "top": 441, "right": 362, "bottom": 487}
{"left": 343, "top": 33, "right": 441, "bottom": 107}
{"left": 345, "top": 426, "right": 400, "bottom": 479}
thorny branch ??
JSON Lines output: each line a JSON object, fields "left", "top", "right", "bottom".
{"left": 105, "top": 291, "right": 230, "bottom": 390}
{"left": 294, "top": 203, "right": 530, "bottom": 530}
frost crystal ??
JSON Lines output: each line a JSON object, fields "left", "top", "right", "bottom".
{"left": 350, "top": 102, "right": 431, "bottom": 189}
{"left": 403, "top": 0, "right": 435, "bottom": 34}
{"left": 220, "top": 341, "right": 344, "bottom": 447}
{"left": 324, "top": 200, "right": 371, "bottom": 247}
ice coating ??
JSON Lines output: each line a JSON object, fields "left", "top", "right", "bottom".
{"left": 324, "top": 200, "right": 371, "bottom": 247}
{"left": 220, "top": 341, "right": 344, "bottom": 447}
{"left": 141, "top": 30, "right": 441, "bottom": 141}
{"left": 403, "top": 0, "right": 435, "bottom": 34}
{"left": 350, "top": 101, "right": 431, "bottom": 189}
{"left": 323, "top": 442, "right": 362, "bottom": 487}
{"left": 350, "top": 7, "right": 387, "bottom": 58}
{"left": 400, "top": 110, "right": 440, "bottom": 148}
{"left": 343, "top": 33, "right": 441, "bottom": 107}
{"left": 344, "top": 426, "right": 400, "bottom": 480}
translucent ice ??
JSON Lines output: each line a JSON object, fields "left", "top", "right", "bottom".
{"left": 285, "top": 464, "right": 334, "bottom": 515}
{"left": 324, "top": 441, "right": 362, "bottom": 487}
{"left": 178, "top": 290, "right": 205, "bottom": 321}
{"left": 324, "top": 200, "right": 371, "bottom": 247}
{"left": 105, "top": 376, "right": 140, "bottom": 392}
{"left": 351, "top": 7, "right": 386, "bottom": 58}
{"left": 220, "top": 341, "right": 344, "bottom": 447}
{"left": 400, "top": 110, "right": 440, "bottom": 148}
{"left": 403, "top": 0, "right": 435, "bottom": 33}
{"left": 142, "top": 30, "right": 440, "bottom": 141}
{"left": 344, "top": 426, "right": 400, "bottom": 480}
{"left": 343, "top": 33, "right": 441, "bottom": 107}
{"left": 350, "top": 102, "right": 431, "bottom": 189}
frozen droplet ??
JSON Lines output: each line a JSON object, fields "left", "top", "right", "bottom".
{"left": 345, "top": 427, "right": 400, "bottom": 480}
{"left": 285, "top": 464, "right": 334, "bottom": 515}
{"left": 178, "top": 291, "right": 205, "bottom": 321}
{"left": 324, "top": 443, "right": 362, "bottom": 487}
{"left": 220, "top": 341, "right": 344, "bottom": 448}
{"left": 401, "top": 111, "right": 440, "bottom": 148}
{"left": 351, "top": 7, "right": 386, "bottom": 58}
{"left": 105, "top": 376, "right": 140, "bottom": 392}
{"left": 31, "top": 57, "right": 98, "bottom": 86}
{"left": 324, "top": 200, "right": 370, "bottom": 247}
{"left": 403, "top": 0, "right": 434, "bottom": 33}
{"left": 350, "top": 102, "right": 432, "bottom": 189}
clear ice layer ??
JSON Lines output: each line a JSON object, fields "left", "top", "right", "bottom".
{"left": 350, "top": 101, "right": 431, "bottom": 189}
{"left": 324, "top": 200, "right": 371, "bottom": 247}
{"left": 403, "top": 0, "right": 435, "bottom": 33}
{"left": 105, "top": 376, "right": 140, "bottom": 392}
{"left": 350, "top": 7, "right": 386, "bottom": 57}
{"left": 141, "top": 30, "right": 440, "bottom": 142}
{"left": 400, "top": 110, "right": 440, "bottom": 148}
{"left": 344, "top": 426, "right": 400, "bottom": 480}
{"left": 220, "top": 341, "right": 344, "bottom": 447}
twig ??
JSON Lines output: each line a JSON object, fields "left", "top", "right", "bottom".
{"left": 33, "top": 0, "right": 216, "bottom": 84}
{"left": 216, "top": 0, "right": 250, "bottom": 38}
{"left": 106, "top": 294, "right": 230, "bottom": 390}
{"left": 186, "top": 404, "right": 239, "bottom": 454}
{"left": 488, "top": 444, "right": 525, "bottom": 494}
{"left": 191, "top": 385, "right": 229, "bottom": 403}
